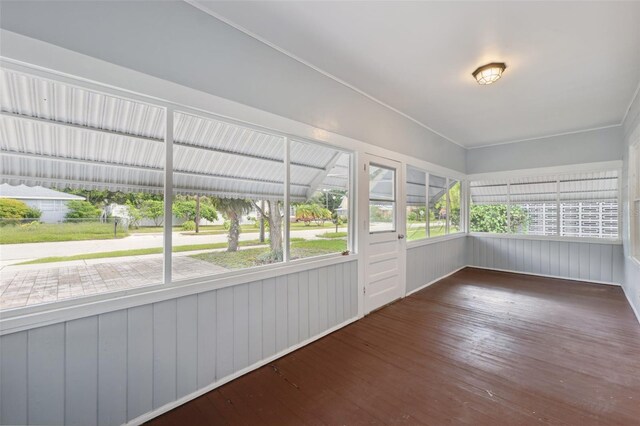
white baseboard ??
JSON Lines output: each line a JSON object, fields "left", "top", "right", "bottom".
{"left": 467, "top": 265, "right": 621, "bottom": 287}
{"left": 126, "top": 316, "right": 358, "bottom": 426}
{"left": 405, "top": 266, "right": 466, "bottom": 297}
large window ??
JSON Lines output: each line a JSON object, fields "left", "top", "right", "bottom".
{"left": 470, "top": 170, "right": 620, "bottom": 239}
{"left": 0, "top": 67, "right": 353, "bottom": 311}
{"left": 0, "top": 68, "right": 166, "bottom": 311}
{"left": 405, "top": 166, "right": 463, "bottom": 241}
{"left": 406, "top": 166, "right": 427, "bottom": 240}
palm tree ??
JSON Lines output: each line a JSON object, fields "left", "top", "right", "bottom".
{"left": 213, "top": 198, "right": 253, "bottom": 252}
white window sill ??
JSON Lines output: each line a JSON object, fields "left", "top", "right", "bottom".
{"left": 468, "top": 232, "right": 622, "bottom": 245}
{"left": 406, "top": 232, "right": 466, "bottom": 248}
{"left": 0, "top": 252, "right": 359, "bottom": 335}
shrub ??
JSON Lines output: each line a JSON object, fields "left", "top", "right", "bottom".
{"left": 181, "top": 220, "right": 196, "bottom": 231}
{"left": 0, "top": 198, "right": 29, "bottom": 219}
{"left": 20, "top": 221, "right": 41, "bottom": 229}
{"left": 470, "top": 204, "right": 528, "bottom": 233}
{"left": 65, "top": 200, "right": 101, "bottom": 222}
{"left": 24, "top": 207, "right": 42, "bottom": 220}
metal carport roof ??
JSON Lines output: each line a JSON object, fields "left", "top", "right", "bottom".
{"left": 0, "top": 68, "right": 349, "bottom": 201}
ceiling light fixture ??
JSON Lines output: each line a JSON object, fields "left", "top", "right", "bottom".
{"left": 472, "top": 62, "right": 507, "bottom": 85}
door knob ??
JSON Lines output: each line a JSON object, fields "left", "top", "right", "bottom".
{"left": 398, "top": 234, "right": 405, "bottom": 239}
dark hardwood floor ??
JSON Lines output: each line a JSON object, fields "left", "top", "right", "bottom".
{"left": 148, "top": 267, "right": 640, "bottom": 425}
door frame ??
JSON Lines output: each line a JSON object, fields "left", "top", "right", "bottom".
{"left": 359, "top": 153, "right": 407, "bottom": 315}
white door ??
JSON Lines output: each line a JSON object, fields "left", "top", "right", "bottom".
{"left": 364, "top": 155, "right": 406, "bottom": 314}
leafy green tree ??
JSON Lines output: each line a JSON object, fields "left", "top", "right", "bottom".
{"left": 65, "top": 200, "right": 101, "bottom": 222}
{"left": 140, "top": 200, "right": 165, "bottom": 226}
{"left": 172, "top": 200, "right": 217, "bottom": 223}
{"left": 311, "top": 190, "right": 346, "bottom": 213}
{"left": 213, "top": 198, "right": 254, "bottom": 252}
{"left": 125, "top": 201, "right": 142, "bottom": 228}
{"left": 470, "top": 204, "right": 528, "bottom": 233}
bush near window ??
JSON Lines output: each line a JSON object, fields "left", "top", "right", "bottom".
{"left": 470, "top": 204, "right": 528, "bottom": 233}
{"left": 65, "top": 200, "right": 102, "bottom": 222}
{"left": 24, "top": 207, "right": 42, "bottom": 220}
{"left": 0, "top": 199, "right": 42, "bottom": 225}
{"left": 0, "top": 198, "right": 31, "bottom": 220}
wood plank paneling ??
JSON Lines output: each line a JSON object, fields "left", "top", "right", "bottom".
{"left": 233, "top": 284, "right": 249, "bottom": 372}
{"left": 406, "top": 237, "right": 466, "bottom": 293}
{"left": 248, "top": 281, "right": 263, "bottom": 365}
{"left": 1, "top": 331, "right": 27, "bottom": 426}
{"left": 468, "top": 236, "right": 623, "bottom": 284}
{"left": 153, "top": 300, "right": 177, "bottom": 409}
{"left": 98, "top": 311, "right": 127, "bottom": 426}
{"left": 216, "top": 287, "right": 234, "bottom": 379}
{"left": 65, "top": 317, "right": 98, "bottom": 426}
{"left": 177, "top": 295, "right": 198, "bottom": 399}
{"left": 0, "top": 260, "right": 358, "bottom": 426}
{"left": 28, "top": 324, "right": 65, "bottom": 425}
{"left": 127, "top": 305, "right": 153, "bottom": 421}
{"left": 196, "top": 291, "right": 216, "bottom": 388}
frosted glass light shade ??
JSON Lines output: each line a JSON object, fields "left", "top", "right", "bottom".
{"left": 472, "top": 62, "right": 507, "bottom": 85}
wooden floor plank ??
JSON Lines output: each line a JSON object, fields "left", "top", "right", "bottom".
{"left": 148, "top": 268, "right": 640, "bottom": 425}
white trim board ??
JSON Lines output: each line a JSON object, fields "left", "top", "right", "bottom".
{"left": 406, "top": 266, "right": 466, "bottom": 297}
{"left": 467, "top": 160, "right": 623, "bottom": 181}
{"left": 126, "top": 315, "right": 359, "bottom": 426}
{"left": 467, "top": 265, "right": 621, "bottom": 287}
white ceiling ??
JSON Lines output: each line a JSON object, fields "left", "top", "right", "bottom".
{"left": 191, "top": 1, "right": 640, "bottom": 148}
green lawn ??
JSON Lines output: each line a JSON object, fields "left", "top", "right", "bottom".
{"left": 18, "top": 239, "right": 266, "bottom": 265}
{"left": 1, "top": 222, "right": 129, "bottom": 244}
{"left": 180, "top": 221, "right": 339, "bottom": 236}
{"left": 316, "top": 231, "right": 348, "bottom": 239}
{"left": 192, "top": 239, "right": 347, "bottom": 270}
{"left": 406, "top": 222, "right": 461, "bottom": 241}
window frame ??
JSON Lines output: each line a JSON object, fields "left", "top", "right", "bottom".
{"left": 405, "top": 164, "right": 466, "bottom": 246}
{"left": 0, "top": 66, "right": 357, "bottom": 322}
{"left": 468, "top": 162, "right": 623, "bottom": 244}
{"left": 630, "top": 141, "right": 640, "bottom": 262}
{"left": 368, "top": 162, "right": 397, "bottom": 234}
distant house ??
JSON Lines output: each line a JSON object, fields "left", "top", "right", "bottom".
{"left": 0, "top": 184, "right": 85, "bottom": 223}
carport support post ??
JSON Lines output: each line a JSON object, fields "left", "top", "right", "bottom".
{"left": 163, "top": 108, "right": 174, "bottom": 284}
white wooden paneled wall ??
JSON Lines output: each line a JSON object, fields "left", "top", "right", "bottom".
{"left": 624, "top": 260, "right": 640, "bottom": 320}
{"left": 467, "top": 236, "right": 624, "bottom": 284}
{"left": 406, "top": 236, "right": 467, "bottom": 293}
{"left": 0, "top": 260, "right": 358, "bottom": 426}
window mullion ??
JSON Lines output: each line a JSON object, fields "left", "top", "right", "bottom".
{"left": 506, "top": 182, "right": 511, "bottom": 233}
{"left": 425, "top": 173, "right": 430, "bottom": 238}
{"left": 163, "top": 107, "right": 174, "bottom": 285}
{"left": 445, "top": 178, "right": 450, "bottom": 235}
{"left": 556, "top": 178, "right": 561, "bottom": 237}
{"left": 284, "top": 137, "right": 291, "bottom": 262}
